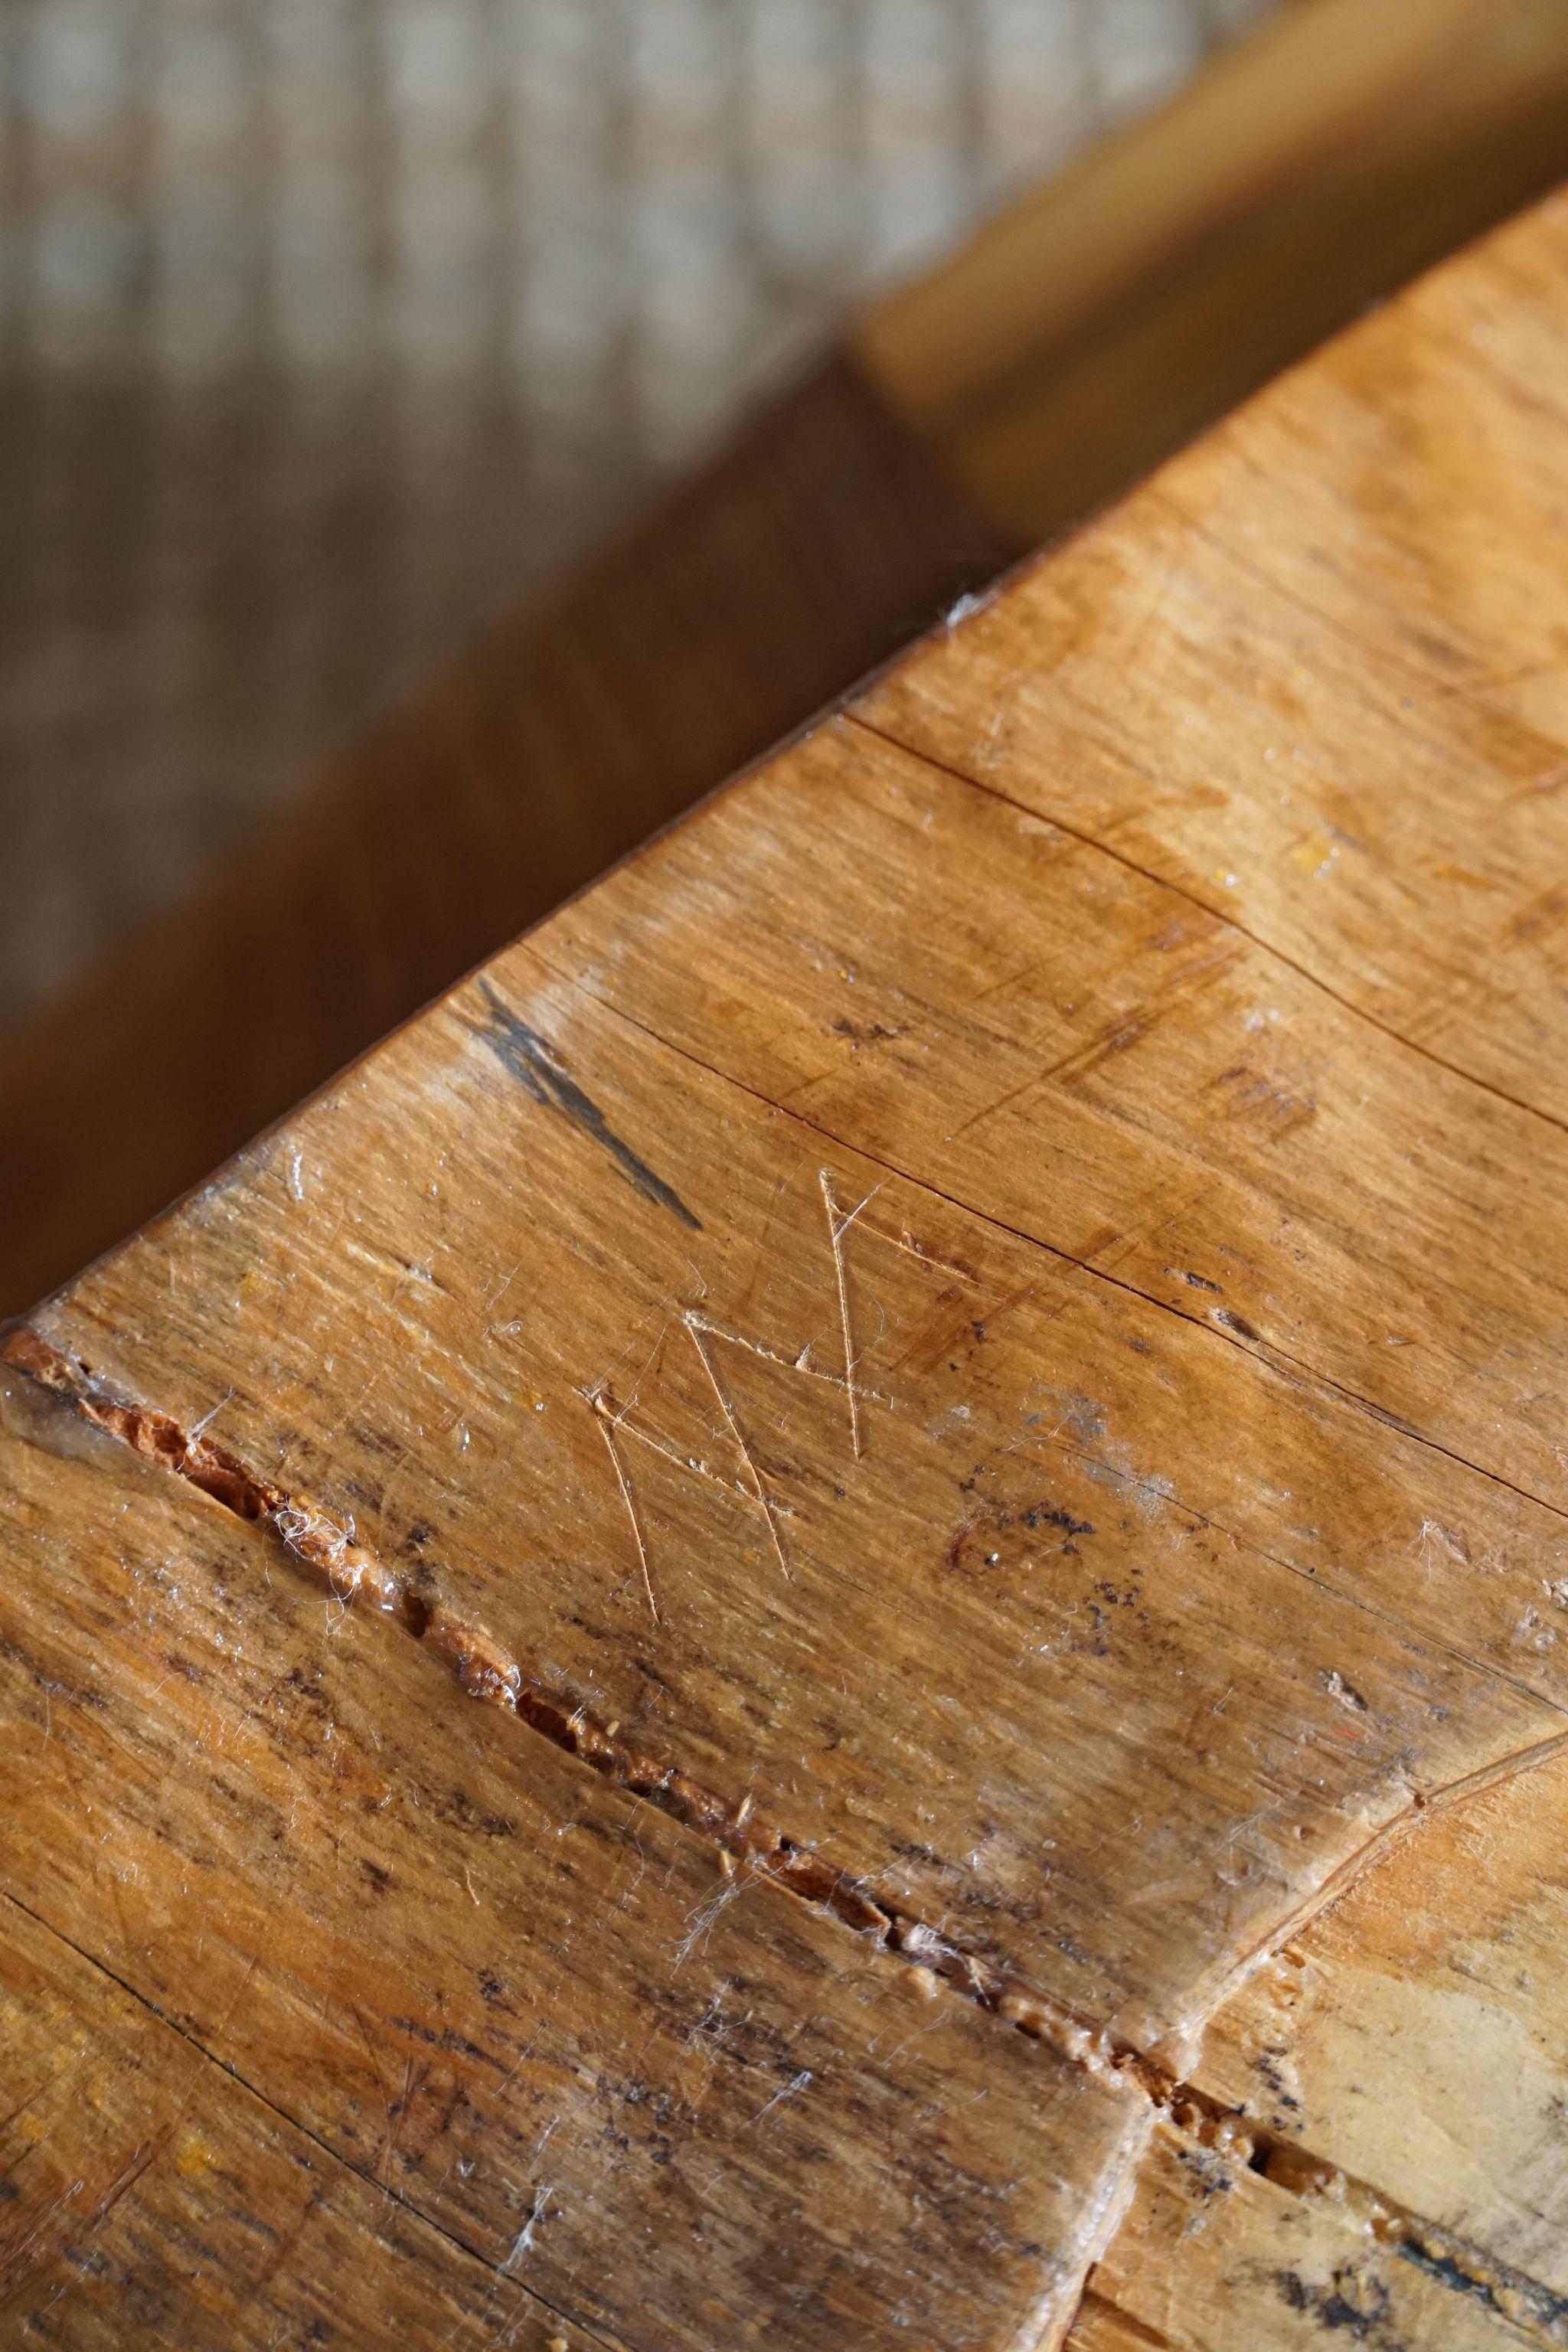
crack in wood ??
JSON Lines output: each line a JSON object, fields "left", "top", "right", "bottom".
{"left": 8, "top": 1320, "right": 1568, "bottom": 2346}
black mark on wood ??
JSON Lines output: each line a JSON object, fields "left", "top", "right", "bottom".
{"left": 473, "top": 981, "right": 701, "bottom": 1230}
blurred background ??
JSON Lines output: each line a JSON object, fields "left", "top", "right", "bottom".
{"left": 0, "top": 0, "right": 1274, "bottom": 1041}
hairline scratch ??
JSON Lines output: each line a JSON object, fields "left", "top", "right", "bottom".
{"left": 587, "top": 1389, "right": 659, "bottom": 1621}
{"left": 682, "top": 1313, "right": 791, "bottom": 1580}
{"left": 820, "top": 1169, "right": 880, "bottom": 1461}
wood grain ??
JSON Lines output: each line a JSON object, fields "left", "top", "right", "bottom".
{"left": 18, "top": 931, "right": 1566, "bottom": 2052}
{"left": 8, "top": 178, "right": 1568, "bottom": 2350}
{"left": 0, "top": 1900, "right": 593, "bottom": 2352}
{"left": 536, "top": 710, "right": 1568, "bottom": 1509}
{"left": 860, "top": 191, "right": 1568, "bottom": 1130}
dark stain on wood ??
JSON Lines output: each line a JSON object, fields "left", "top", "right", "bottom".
{"left": 473, "top": 978, "right": 702, "bottom": 1230}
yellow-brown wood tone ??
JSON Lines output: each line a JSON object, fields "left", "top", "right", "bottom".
{"left": 1195, "top": 1754, "right": 1568, "bottom": 2309}
{"left": 10, "top": 0, "right": 1568, "bottom": 1320}
{"left": 8, "top": 191, "right": 1568, "bottom": 2345}
{"left": 1051, "top": 1751, "right": 1568, "bottom": 2346}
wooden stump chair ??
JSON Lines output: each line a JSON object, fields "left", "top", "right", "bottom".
{"left": 7, "top": 172, "right": 1568, "bottom": 2345}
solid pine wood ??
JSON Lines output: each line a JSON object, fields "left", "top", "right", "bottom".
{"left": 7, "top": 186, "right": 1568, "bottom": 2349}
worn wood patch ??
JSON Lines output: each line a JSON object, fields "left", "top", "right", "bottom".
{"left": 861, "top": 197, "right": 1568, "bottom": 1129}
{"left": 1073, "top": 2122, "right": 1547, "bottom": 2351}
{"left": 1193, "top": 1747, "right": 1568, "bottom": 2302}
{"left": 537, "top": 712, "right": 1568, "bottom": 1508}
{"left": 0, "top": 1898, "right": 598, "bottom": 2352}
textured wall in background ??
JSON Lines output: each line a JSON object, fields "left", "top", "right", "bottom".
{"left": 0, "top": 0, "right": 1272, "bottom": 1030}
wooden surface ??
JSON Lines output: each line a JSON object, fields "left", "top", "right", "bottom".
{"left": 11, "top": 0, "right": 1568, "bottom": 1318}
{"left": 8, "top": 188, "right": 1568, "bottom": 2348}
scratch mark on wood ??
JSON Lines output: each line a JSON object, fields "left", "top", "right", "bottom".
{"left": 682, "top": 1314, "right": 791, "bottom": 1580}
{"left": 472, "top": 980, "right": 701, "bottom": 1230}
{"left": 820, "top": 1169, "right": 879, "bottom": 1461}
{"left": 857, "top": 1220, "right": 984, "bottom": 1285}
{"left": 587, "top": 1392, "right": 736, "bottom": 1498}
{"left": 587, "top": 1389, "right": 659, "bottom": 1621}
{"left": 753, "top": 2066, "right": 813, "bottom": 2124}
{"left": 681, "top": 1310, "right": 890, "bottom": 1406}
{"left": 501, "top": 2184, "right": 552, "bottom": 2274}
{"left": 675, "top": 1870, "right": 749, "bottom": 1965}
